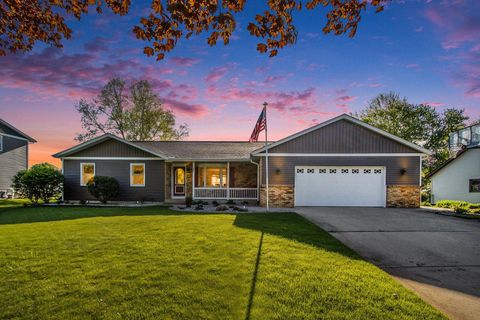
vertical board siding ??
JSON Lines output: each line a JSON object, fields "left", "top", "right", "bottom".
{"left": 260, "top": 156, "right": 420, "bottom": 186}
{"left": 67, "top": 139, "right": 155, "bottom": 157}
{"left": 0, "top": 136, "right": 28, "bottom": 190}
{"left": 268, "top": 120, "right": 420, "bottom": 154}
{"left": 63, "top": 160, "right": 165, "bottom": 201}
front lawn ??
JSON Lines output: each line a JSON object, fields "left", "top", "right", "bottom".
{"left": 0, "top": 204, "right": 445, "bottom": 319}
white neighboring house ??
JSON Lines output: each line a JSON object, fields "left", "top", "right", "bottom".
{"left": 429, "top": 147, "right": 480, "bottom": 204}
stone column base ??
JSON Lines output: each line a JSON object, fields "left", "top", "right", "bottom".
{"left": 387, "top": 185, "right": 420, "bottom": 208}
{"left": 260, "top": 185, "right": 294, "bottom": 208}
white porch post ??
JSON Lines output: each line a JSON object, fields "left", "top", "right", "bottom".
{"left": 227, "top": 161, "right": 230, "bottom": 200}
{"left": 192, "top": 161, "right": 195, "bottom": 200}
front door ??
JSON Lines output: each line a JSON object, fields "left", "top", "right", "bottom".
{"left": 173, "top": 166, "right": 186, "bottom": 197}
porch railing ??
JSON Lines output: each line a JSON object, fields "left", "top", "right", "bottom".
{"left": 194, "top": 187, "right": 258, "bottom": 200}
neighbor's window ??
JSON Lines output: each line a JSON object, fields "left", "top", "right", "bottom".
{"left": 80, "top": 163, "right": 95, "bottom": 186}
{"left": 130, "top": 163, "right": 145, "bottom": 187}
{"left": 469, "top": 179, "right": 480, "bottom": 193}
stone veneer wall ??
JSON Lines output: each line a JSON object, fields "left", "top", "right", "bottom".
{"left": 387, "top": 185, "right": 420, "bottom": 208}
{"left": 165, "top": 162, "right": 172, "bottom": 201}
{"left": 186, "top": 163, "right": 193, "bottom": 198}
{"left": 260, "top": 185, "right": 294, "bottom": 208}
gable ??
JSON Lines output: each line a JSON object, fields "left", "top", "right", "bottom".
{"left": 268, "top": 119, "right": 420, "bottom": 154}
{"left": 0, "top": 120, "right": 36, "bottom": 142}
{"left": 66, "top": 138, "right": 158, "bottom": 158}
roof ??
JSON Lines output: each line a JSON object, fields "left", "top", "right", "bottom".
{"left": 0, "top": 118, "right": 37, "bottom": 143}
{"left": 53, "top": 133, "right": 266, "bottom": 160}
{"left": 251, "top": 113, "right": 432, "bottom": 155}
{"left": 52, "top": 134, "right": 170, "bottom": 159}
{"left": 134, "top": 141, "right": 266, "bottom": 160}
{"left": 426, "top": 146, "right": 479, "bottom": 179}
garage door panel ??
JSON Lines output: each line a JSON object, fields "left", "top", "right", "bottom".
{"left": 294, "top": 166, "right": 385, "bottom": 207}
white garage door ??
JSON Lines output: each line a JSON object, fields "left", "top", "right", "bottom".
{"left": 294, "top": 166, "right": 386, "bottom": 207}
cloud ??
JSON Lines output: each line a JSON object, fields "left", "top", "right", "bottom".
{"left": 336, "top": 95, "right": 357, "bottom": 103}
{"left": 0, "top": 47, "right": 209, "bottom": 117}
{"left": 425, "top": 2, "right": 480, "bottom": 50}
{"left": 162, "top": 98, "right": 209, "bottom": 117}
{"left": 169, "top": 57, "right": 201, "bottom": 67}
{"left": 406, "top": 63, "right": 422, "bottom": 71}
{"left": 204, "top": 65, "right": 230, "bottom": 82}
{"left": 421, "top": 101, "right": 444, "bottom": 107}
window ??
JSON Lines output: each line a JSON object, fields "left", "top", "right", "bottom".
{"left": 130, "top": 163, "right": 145, "bottom": 187}
{"left": 197, "top": 164, "right": 227, "bottom": 187}
{"left": 80, "top": 163, "right": 95, "bottom": 186}
{"left": 364, "top": 169, "right": 371, "bottom": 174}
{"left": 374, "top": 169, "right": 382, "bottom": 174}
{"left": 296, "top": 168, "right": 304, "bottom": 174}
{"left": 307, "top": 169, "right": 314, "bottom": 173}
{"left": 329, "top": 169, "right": 337, "bottom": 174}
{"left": 341, "top": 169, "right": 349, "bottom": 174}
{"left": 319, "top": 169, "right": 326, "bottom": 173}
{"left": 469, "top": 179, "right": 480, "bottom": 193}
{"left": 0, "top": 135, "right": 3, "bottom": 152}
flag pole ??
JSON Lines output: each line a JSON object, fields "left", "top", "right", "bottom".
{"left": 263, "top": 102, "right": 269, "bottom": 212}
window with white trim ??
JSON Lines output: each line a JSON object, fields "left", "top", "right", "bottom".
{"left": 0, "top": 135, "right": 3, "bottom": 152}
{"left": 130, "top": 163, "right": 146, "bottom": 187}
{"left": 80, "top": 163, "right": 95, "bottom": 186}
{"left": 196, "top": 163, "right": 227, "bottom": 187}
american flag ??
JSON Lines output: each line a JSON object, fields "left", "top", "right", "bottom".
{"left": 249, "top": 105, "right": 266, "bottom": 142}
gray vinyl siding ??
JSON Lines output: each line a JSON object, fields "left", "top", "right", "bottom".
{"left": 68, "top": 139, "right": 154, "bottom": 157}
{"left": 0, "top": 136, "right": 28, "bottom": 190}
{"left": 259, "top": 156, "right": 420, "bottom": 186}
{"left": 63, "top": 160, "right": 165, "bottom": 201}
{"left": 268, "top": 119, "right": 419, "bottom": 153}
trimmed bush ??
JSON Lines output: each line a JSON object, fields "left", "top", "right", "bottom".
{"left": 86, "top": 176, "right": 119, "bottom": 204}
{"left": 12, "top": 163, "right": 64, "bottom": 203}
{"left": 434, "top": 200, "right": 480, "bottom": 214}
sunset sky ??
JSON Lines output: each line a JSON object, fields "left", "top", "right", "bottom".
{"left": 1, "top": 0, "right": 479, "bottom": 167}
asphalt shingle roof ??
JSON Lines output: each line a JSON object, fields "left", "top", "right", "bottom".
{"left": 133, "top": 141, "right": 267, "bottom": 160}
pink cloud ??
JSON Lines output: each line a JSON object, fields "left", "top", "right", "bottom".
{"left": 421, "top": 101, "right": 444, "bottom": 107}
{"left": 205, "top": 66, "right": 230, "bottom": 83}
{"left": 162, "top": 99, "right": 209, "bottom": 118}
{"left": 0, "top": 47, "right": 208, "bottom": 116}
{"left": 336, "top": 95, "right": 357, "bottom": 103}
{"left": 169, "top": 56, "right": 201, "bottom": 67}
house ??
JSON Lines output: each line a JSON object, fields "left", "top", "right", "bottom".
{"left": 427, "top": 124, "right": 480, "bottom": 204}
{"left": 0, "top": 118, "right": 37, "bottom": 197}
{"left": 53, "top": 114, "right": 430, "bottom": 207}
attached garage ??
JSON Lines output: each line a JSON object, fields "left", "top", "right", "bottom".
{"left": 252, "top": 114, "right": 432, "bottom": 208}
{"left": 294, "top": 166, "right": 386, "bottom": 207}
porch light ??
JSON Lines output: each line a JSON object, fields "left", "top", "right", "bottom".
{"left": 275, "top": 168, "right": 281, "bottom": 174}
{"left": 400, "top": 168, "right": 407, "bottom": 175}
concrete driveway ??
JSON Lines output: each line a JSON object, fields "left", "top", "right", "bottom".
{"left": 296, "top": 207, "right": 480, "bottom": 320}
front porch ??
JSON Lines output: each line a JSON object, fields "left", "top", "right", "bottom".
{"left": 165, "top": 161, "right": 259, "bottom": 202}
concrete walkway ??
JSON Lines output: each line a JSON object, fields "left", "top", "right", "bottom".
{"left": 296, "top": 207, "right": 480, "bottom": 320}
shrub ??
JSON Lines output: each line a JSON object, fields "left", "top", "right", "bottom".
{"left": 452, "top": 205, "right": 469, "bottom": 214}
{"left": 12, "top": 163, "right": 64, "bottom": 203}
{"left": 86, "top": 176, "right": 119, "bottom": 204}
{"left": 216, "top": 205, "right": 229, "bottom": 211}
{"left": 435, "top": 200, "right": 469, "bottom": 209}
{"left": 226, "top": 199, "right": 235, "bottom": 205}
{"left": 185, "top": 196, "right": 193, "bottom": 207}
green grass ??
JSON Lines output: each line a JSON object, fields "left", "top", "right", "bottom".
{"left": 0, "top": 204, "right": 445, "bottom": 319}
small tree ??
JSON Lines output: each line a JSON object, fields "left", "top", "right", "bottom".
{"left": 12, "top": 163, "right": 64, "bottom": 203}
{"left": 86, "top": 176, "right": 120, "bottom": 204}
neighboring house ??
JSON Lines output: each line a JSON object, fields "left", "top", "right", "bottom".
{"left": 53, "top": 114, "right": 430, "bottom": 208}
{"left": 0, "top": 118, "right": 37, "bottom": 197}
{"left": 428, "top": 124, "right": 480, "bottom": 204}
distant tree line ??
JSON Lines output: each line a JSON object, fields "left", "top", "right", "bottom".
{"left": 355, "top": 92, "right": 472, "bottom": 176}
